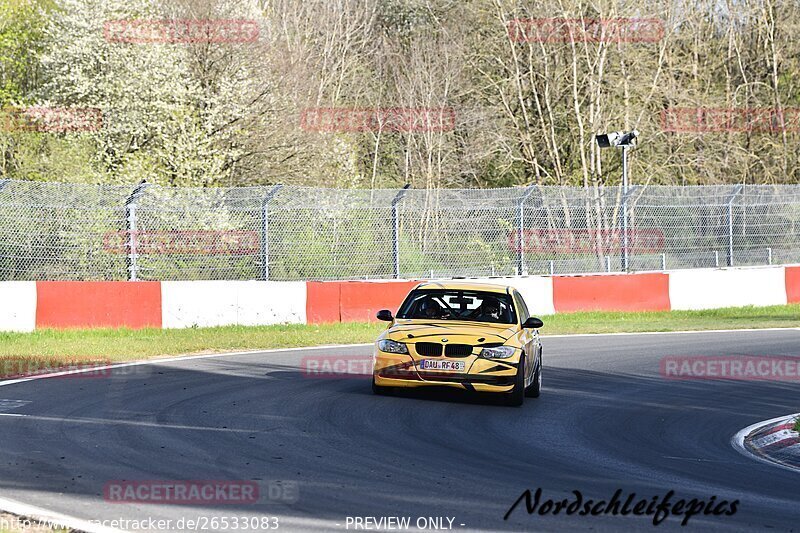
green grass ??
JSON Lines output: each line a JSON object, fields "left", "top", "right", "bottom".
{"left": 540, "top": 303, "right": 800, "bottom": 335}
{"left": 794, "top": 418, "right": 800, "bottom": 433}
{"left": 0, "top": 304, "right": 798, "bottom": 363}
{"left": 0, "top": 322, "right": 384, "bottom": 363}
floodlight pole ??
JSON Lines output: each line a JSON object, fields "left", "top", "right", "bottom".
{"left": 597, "top": 130, "right": 637, "bottom": 273}
{"left": 621, "top": 145, "right": 630, "bottom": 271}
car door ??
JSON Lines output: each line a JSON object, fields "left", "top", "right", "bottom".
{"left": 521, "top": 294, "right": 542, "bottom": 374}
{"left": 513, "top": 291, "right": 536, "bottom": 385}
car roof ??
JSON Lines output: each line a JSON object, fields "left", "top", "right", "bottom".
{"left": 413, "top": 281, "right": 513, "bottom": 294}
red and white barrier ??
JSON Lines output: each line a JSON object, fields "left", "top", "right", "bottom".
{"left": 161, "top": 281, "right": 306, "bottom": 328}
{"left": 0, "top": 282, "right": 37, "bottom": 332}
{"left": 669, "top": 266, "right": 787, "bottom": 310}
{"left": 1, "top": 265, "right": 798, "bottom": 331}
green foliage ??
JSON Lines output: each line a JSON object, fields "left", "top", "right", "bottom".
{"left": 1, "top": 0, "right": 800, "bottom": 188}
{"left": 0, "top": 0, "right": 53, "bottom": 105}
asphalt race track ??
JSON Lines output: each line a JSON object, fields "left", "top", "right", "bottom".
{"left": 0, "top": 329, "right": 799, "bottom": 532}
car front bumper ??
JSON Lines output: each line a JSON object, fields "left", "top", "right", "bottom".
{"left": 372, "top": 350, "right": 518, "bottom": 393}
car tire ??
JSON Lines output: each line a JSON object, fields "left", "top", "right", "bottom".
{"left": 525, "top": 353, "right": 542, "bottom": 398}
{"left": 504, "top": 357, "right": 525, "bottom": 407}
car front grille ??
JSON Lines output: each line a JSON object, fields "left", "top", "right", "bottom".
{"left": 415, "top": 342, "right": 442, "bottom": 357}
{"left": 414, "top": 342, "right": 474, "bottom": 357}
{"left": 445, "top": 344, "right": 473, "bottom": 357}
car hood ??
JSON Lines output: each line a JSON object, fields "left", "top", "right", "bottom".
{"left": 387, "top": 319, "right": 516, "bottom": 345}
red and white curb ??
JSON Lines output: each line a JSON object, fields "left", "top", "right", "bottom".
{"left": 732, "top": 413, "right": 800, "bottom": 472}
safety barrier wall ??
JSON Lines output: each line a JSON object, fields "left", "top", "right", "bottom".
{"left": 0, "top": 265, "right": 797, "bottom": 331}
{"left": 161, "top": 281, "right": 306, "bottom": 328}
{"left": 36, "top": 281, "right": 162, "bottom": 329}
{"left": 669, "top": 267, "right": 788, "bottom": 310}
{"left": 0, "top": 282, "right": 37, "bottom": 332}
{"left": 786, "top": 266, "right": 800, "bottom": 304}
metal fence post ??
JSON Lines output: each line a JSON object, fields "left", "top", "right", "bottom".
{"left": 391, "top": 184, "right": 411, "bottom": 279}
{"left": 125, "top": 180, "right": 150, "bottom": 281}
{"left": 726, "top": 185, "right": 743, "bottom": 267}
{"left": 517, "top": 186, "right": 536, "bottom": 276}
{"left": 261, "top": 184, "right": 283, "bottom": 281}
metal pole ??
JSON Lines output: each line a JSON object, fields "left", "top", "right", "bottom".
{"left": 391, "top": 184, "right": 411, "bottom": 279}
{"left": 621, "top": 145, "right": 629, "bottom": 272}
{"left": 726, "top": 185, "right": 743, "bottom": 267}
{"left": 260, "top": 184, "right": 283, "bottom": 280}
{"left": 0, "top": 179, "right": 10, "bottom": 282}
{"left": 125, "top": 180, "right": 150, "bottom": 281}
{"left": 517, "top": 186, "right": 536, "bottom": 276}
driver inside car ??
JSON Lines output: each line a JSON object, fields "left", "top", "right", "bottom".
{"left": 473, "top": 298, "right": 502, "bottom": 322}
{"left": 419, "top": 299, "right": 447, "bottom": 319}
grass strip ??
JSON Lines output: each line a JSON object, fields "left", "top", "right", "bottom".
{"left": 0, "top": 304, "right": 797, "bottom": 362}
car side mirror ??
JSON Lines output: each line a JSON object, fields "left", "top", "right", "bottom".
{"left": 522, "top": 317, "right": 543, "bottom": 329}
{"left": 376, "top": 309, "right": 394, "bottom": 322}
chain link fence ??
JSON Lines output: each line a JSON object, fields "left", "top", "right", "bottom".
{"left": 0, "top": 179, "right": 799, "bottom": 281}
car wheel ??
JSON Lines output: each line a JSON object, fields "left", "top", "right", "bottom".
{"left": 372, "top": 377, "right": 392, "bottom": 396}
{"left": 525, "top": 354, "right": 542, "bottom": 398}
{"left": 504, "top": 357, "right": 525, "bottom": 407}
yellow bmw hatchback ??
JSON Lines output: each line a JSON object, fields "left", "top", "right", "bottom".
{"left": 372, "top": 281, "right": 543, "bottom": 406}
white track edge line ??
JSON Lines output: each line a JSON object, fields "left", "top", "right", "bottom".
{"left": 545, "top": 326, "right": 800, "bottom": 338}
{"left": 2, "top": 328, "right": 799, "bottom": 387}
{"left": 0, "top": 343, "right": 376, "bottom": 530}
{"left": 0, "top": 343, "right": 372, "bottom": 387}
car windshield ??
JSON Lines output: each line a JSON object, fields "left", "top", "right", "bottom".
{"left": 396, "top": 289, "right": 517, "bottom": 324}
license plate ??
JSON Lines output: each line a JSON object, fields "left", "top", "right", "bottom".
{"left": 419, "top": 359, "right": 466, "bottom": 372}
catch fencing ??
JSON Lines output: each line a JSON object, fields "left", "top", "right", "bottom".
{"left": 0, "top": 179, "right": 798, "bottom": 281}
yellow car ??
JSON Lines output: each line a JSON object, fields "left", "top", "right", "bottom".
{"left": 372, "top": 281, "right": 543, "bottom": 406}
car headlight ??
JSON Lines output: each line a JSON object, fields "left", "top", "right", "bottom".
{"left": 378, "top": 339, "right": 409, "bottom": 354}
{"left": 480, "top": 345, "right": 516, "bottom": 359}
